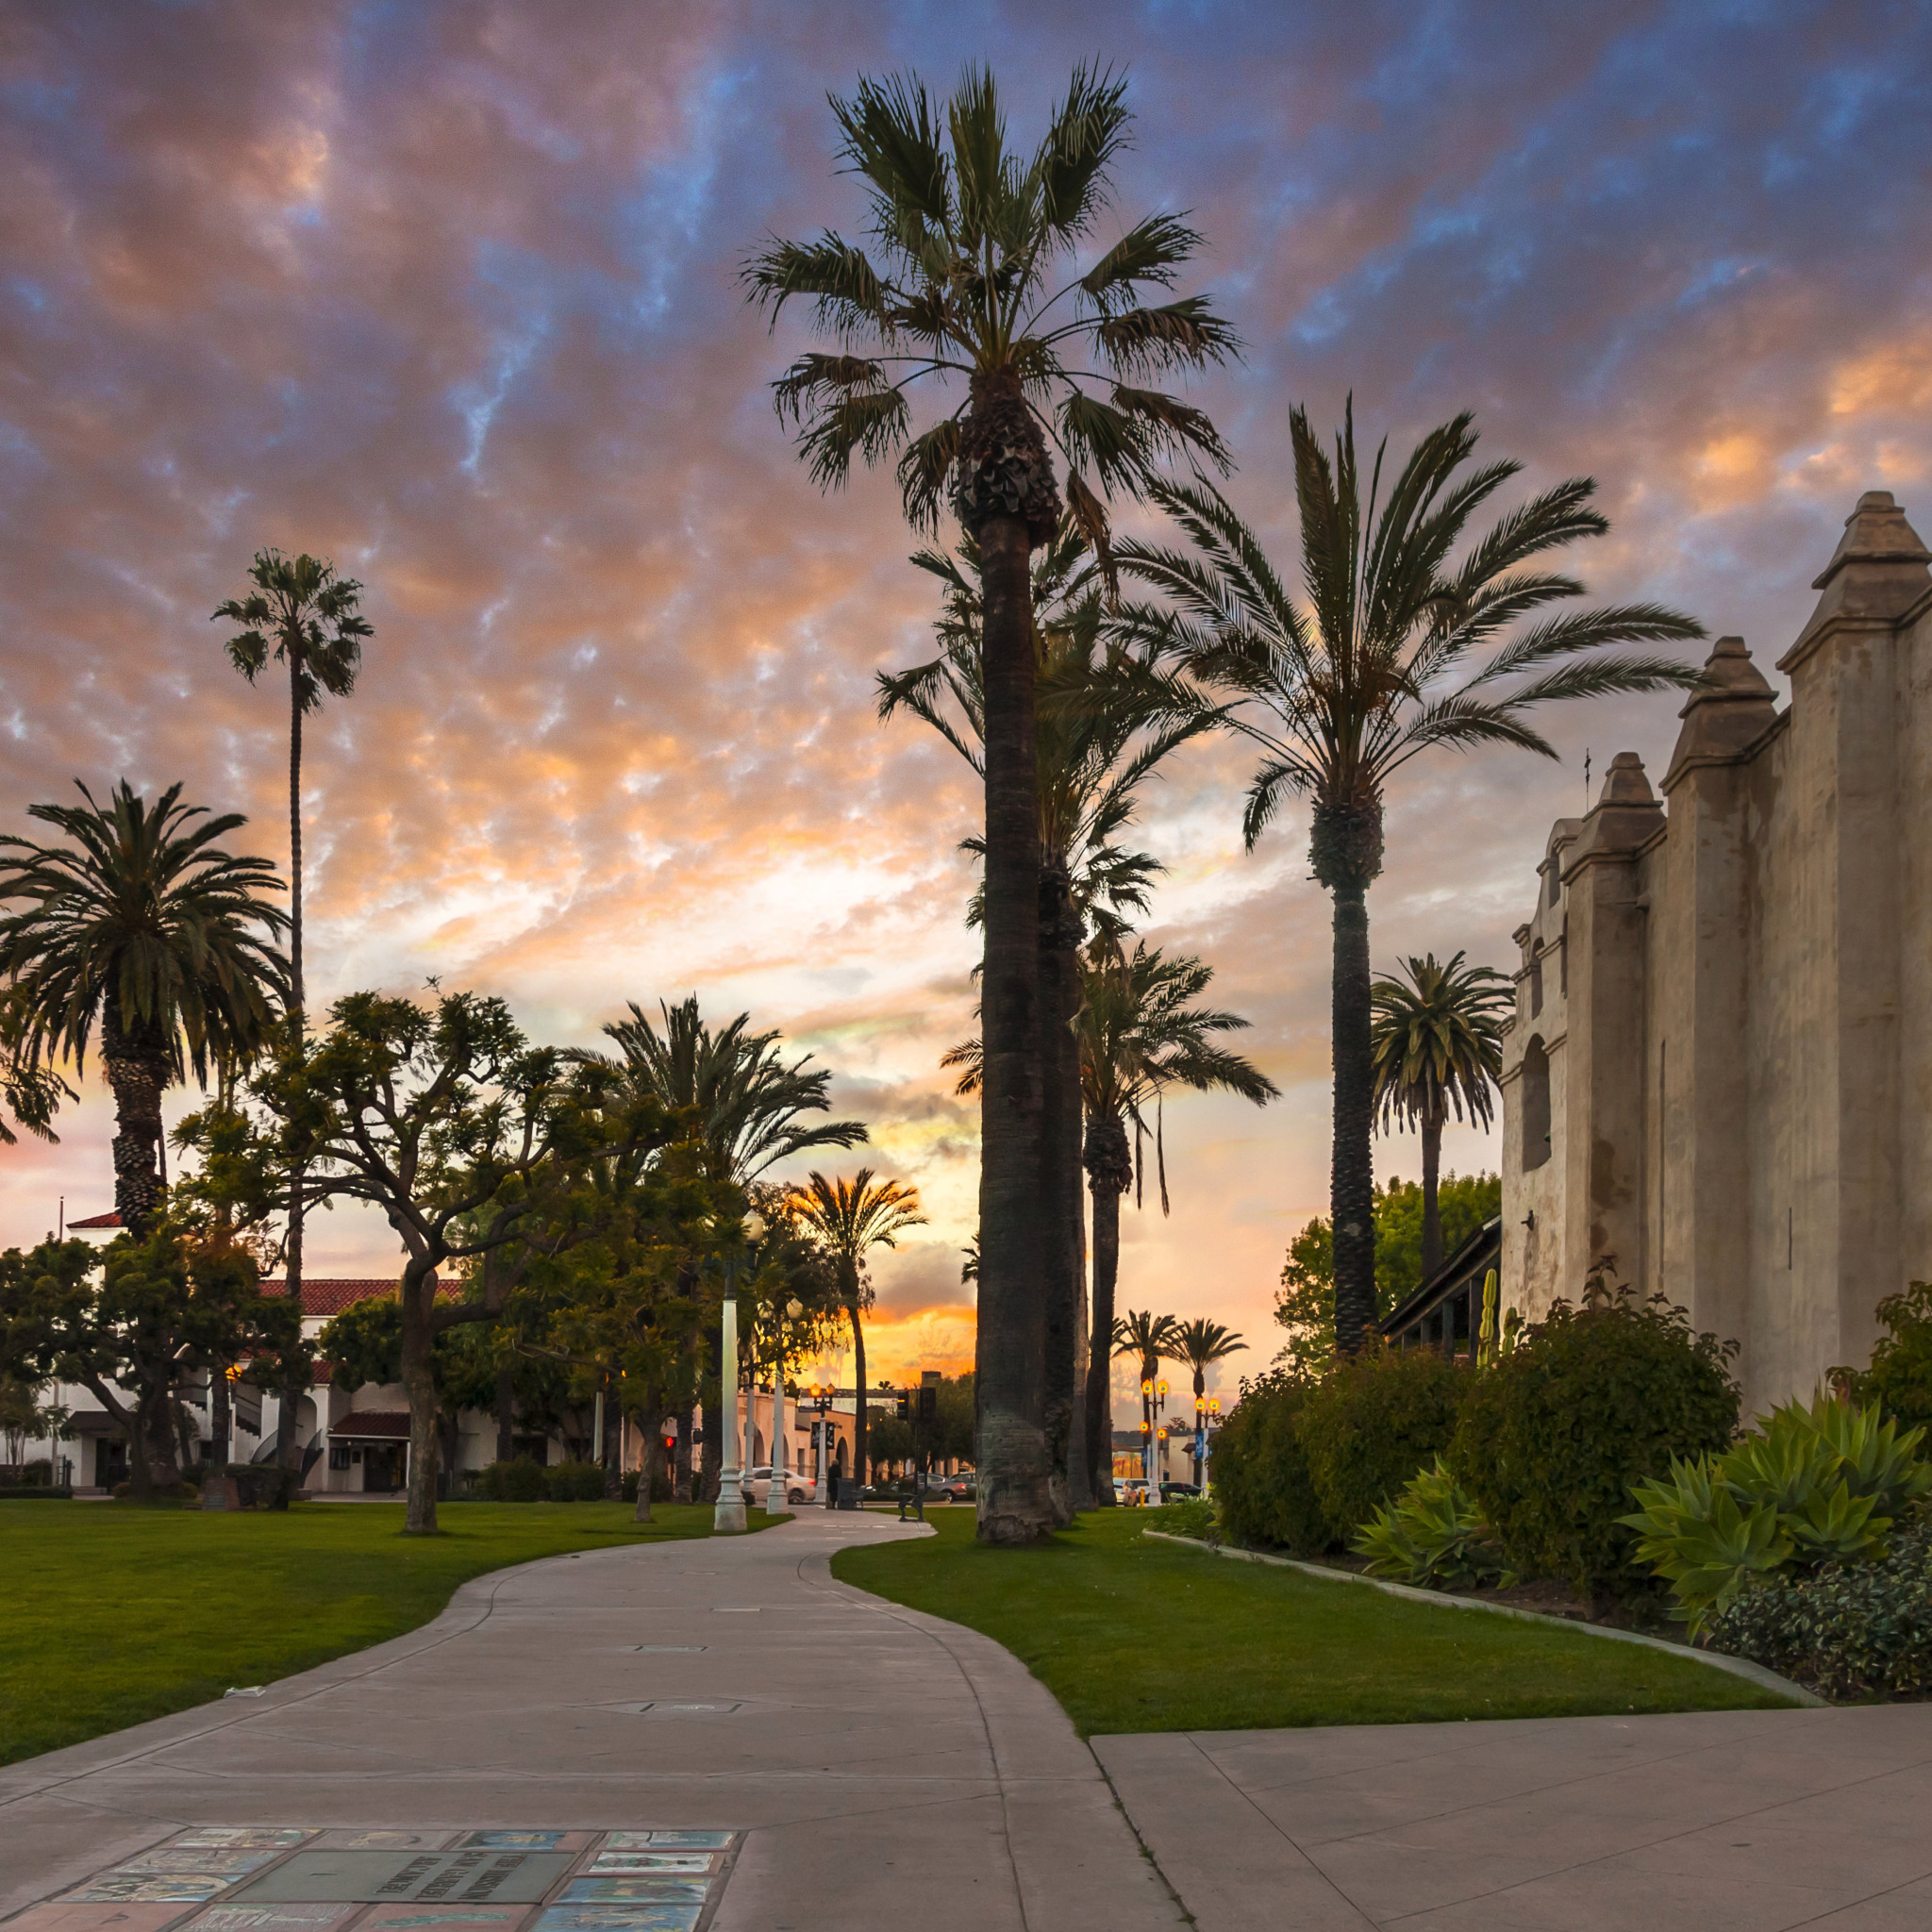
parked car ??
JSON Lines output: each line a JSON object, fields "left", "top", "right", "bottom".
{"left": 1159, "top": 1481, "right": 1201, "bottom": 1501}
{"left": 928, "top": 1474, "right": 975, "bottom": 1502}
{"left": 1114, "top": 1477, "right": 1150, "bottom": 1506}
{"left": 740, "top": 1466, "right": 814, "bottom": 1507}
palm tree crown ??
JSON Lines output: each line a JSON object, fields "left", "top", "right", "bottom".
{"left": 1172, "top": 1316, "right": 1247, "bottom": 1398}
{"left": 0, "top": 780, "right": 289, "bottom": 1233}
{"left": 1111, "top": 1307, "right": 1178, "bottom": 1383}
{"left": 1114, "top": 402, "right": 1706, "bottom": 1354}
{"left": 742, "top": 64, "right": 1237, "bottom": 552}
{"left": 791, "top": 1168, "right": 927, "bottom": 1489}
{"left": 1371, "top": 950, "right": 1512, "bottom": 1278}
{"left": 586, "top": 997, "right": 867, "bottom": 1184}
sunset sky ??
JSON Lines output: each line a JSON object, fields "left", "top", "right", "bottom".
{"left": 2, "top": 2, "right": 1928, "bottom": 1420}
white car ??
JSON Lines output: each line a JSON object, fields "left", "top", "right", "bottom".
{"left": 740, "top": 1466, "right": 815, "bottom": 1507}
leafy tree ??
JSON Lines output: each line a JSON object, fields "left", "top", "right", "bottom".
{"left": 0, "top": 1374, "right": 64, "bottom": 1470}
{"left": 0, "top": 984, "right": 74, "bottom": 1148}
{"left": 0, "top": 782, "right": 289, "bottom": 1235}
{"left": 1114, "top": 407, "right": 1704, "bottom": 1355}
{"left": 0, "top": 1223, "right": 296, "bottom": 1499}
{"left": 1171, "top": 1316, "right": 1246, "bottom": 1486}
{"left": 1843, "top": 1282, "right": 1932, "bottom": 1437}
{"left": 194, "top": 988, "right": 674, "bottom": 1534}
{"left": 1371, "top": 953, "right": 1511, "bottom": 1276}
{"left": 213, "top": 549, "right": 373, "bottom": 1465}
{"left": 791, "top": 1169, "right": 926, "bottom": 1486}
{"left": 1274, "top": 1172, "right": 1502, "bottom": 1373}
{"left": 745, "top": 63, "right": 1235, "bottom": 1543}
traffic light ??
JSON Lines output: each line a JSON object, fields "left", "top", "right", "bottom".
{"left": 895, "top": 1391, "right": 910, "bottom": 1422}
{"left": 918, "top": 1385, "right": 937, "bottom": 1422}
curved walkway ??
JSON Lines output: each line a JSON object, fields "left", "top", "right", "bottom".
{"left": 0, "top": 1508, "right": 1181, "bottom": 1930}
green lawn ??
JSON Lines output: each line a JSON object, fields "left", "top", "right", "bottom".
{"left": 831, "top": 1506, "right": 1797, "bottom": 1735}
{"left": 0, "top": 1499, "right": 775, "bottom": 1765}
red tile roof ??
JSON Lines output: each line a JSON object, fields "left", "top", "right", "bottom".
{"left": 258, "top": 1278, "right": 436, "bottom": 1316}
{"left": 66, "top": 1210, "right": 122, "bottom": 1230}
{"left": 328, "top": 1409, "right": 411, "bottom": 1440}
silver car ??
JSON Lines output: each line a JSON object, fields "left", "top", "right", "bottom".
{"left": 740, "top": 1465, "right": 815, "bottom": 1507}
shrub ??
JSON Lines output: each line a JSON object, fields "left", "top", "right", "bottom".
{"left": 1208, "top": 1371, "right": 1331, "bottom": 1555}
{"left": 1450, "top": 1278, "right": 1740, "bottom": 1602}
{"left": 1153, "top": 1494, "right": 1219, "bottom": 1543}
{"left": 1703, "top": 1514, "right": 1932, "bottom": 1699}
{"left": 1353, "top": 1458, "right": 1510, "bottom": 1591}
{"left": 545, "top": 1459, "right": 607, "bottom": 1502}
{"left": 476, "top": 1456, "right": 548, "bottom": 1502}
{"left": 1298, "top": 1342, "right": 1470, "bottom": 1542}
{"left": 1841, "top": 1281, "right": 1932, "bottom": 1436}
{"left": 222, "top": 1463, "right": 298, "bottom": 1509}
{"left": 1621, "top": 1395, "right": 1931, "bottom": 1633}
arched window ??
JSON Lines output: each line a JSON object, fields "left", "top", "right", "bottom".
{"left": 1522, "top": 1035, "right": 1552, "bottom": 1172}
{"left": 1528, "top": 948, "right": 1544, "bottom": 1018}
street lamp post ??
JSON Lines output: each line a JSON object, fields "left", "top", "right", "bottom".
{"left": 1192, "top": 1394, "right": 1222, "bottom": 1492}
{"left": 713, "top": 1207, "right": 765, "bottom": 1535}
{"left": 1140, "top": 1376, "right": 1169, "bottom": 1500}
{"left": 767, "top": 1296, "right": 804, "bottom": 1513}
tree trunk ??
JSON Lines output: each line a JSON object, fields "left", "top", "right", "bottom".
{"left": 700, "top": 1367, "right": 722, "bottom": 1504}
{"left": 212, "top": 1357, "right": 231, "bottom": 1467}
{"left": 279, "top": 650, "right": 307, "bottom": 1473}
{"left": 1421, "top": 1108, "right": 1444, "bottom": 1281}
{"left": 849, "top": 1294, "right": 869, "bottom": 1489}
{"left": 634, "top": 1389, "right": 661, "bottom": 1524}
{"left": 101, "top": 1015, "right": 166, "bottom": 1240}
{"left": 602, "top": 1382, "right": 622, "bottom": 1500}
{"left": 399, "top": 1273, "right": 440, "bottom": 1535}
{"left": 494, "top": 1365, "right": 514, "bottom": 1464}
{"left": 1040, "top": 860, "right": 1082, "bottom": 1525}
{"left": 1083, "top": 1110, "right": 1132, "bottom": 1508}
{"left": 973, "top": 508, "right": 1053, "bottom": 1543}
{"left": 1330, "top": 876, "right": 1378, "bottom": 1355}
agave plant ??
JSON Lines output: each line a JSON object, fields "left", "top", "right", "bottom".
{"left": 1353, "top": 1457, "right": 1510, "bottom": 1591}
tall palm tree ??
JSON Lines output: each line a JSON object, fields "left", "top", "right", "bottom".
{"left": 1370, "top": 952, "right": 1513, "bottom": 1277}
{"left": 0, "top": 781, "right": 289, "bottom": 1235}
{"left": 1077, "top": 944, "right": 1275, "bottom": 1503}
{"left": 791, "top": 1169, "right": 928, "bottom": 1487}
{"left": 745, "top": 64, "right": 1236, "bottom": 1543}
{"left": 880, "top": 525, "right": 1212, "bottom": 1518}
{"left": 1171, "top": 1316, "right": 1246, "bottom": 1487}
{"left": 1115, "top": 405, "right": 1705, "bottom": 1356}
{"left": 213, "top": 547, "right": 371, "bottom": 1461}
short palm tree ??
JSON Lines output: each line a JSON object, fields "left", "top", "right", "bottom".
{"left": 584, "top": 997, "right": 867, "bottom": 1184}
{"left": 1116, "top": 404, "right": 1705, "bottom": 1355}
{"left": 0, "top": 781, "right": 289, "bottom": 1234}
{"left": 1111, "top": 1307, "right": 1178, "bottom": 1488}
{"left": 1371, "top": 952, "right": 1513, "bottom": 1278}
{"left": 744, "top": 63, "right": 1236, "bottom": 1543}
{"left": 791, "top": 1169, "right": 928, "bottom": 1487}
{"left": 1170, "top": 1316, "right": 1246, "bottom": 1487}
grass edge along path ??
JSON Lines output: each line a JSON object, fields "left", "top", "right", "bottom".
{"left": 0, "top": 1500, "right": 778, "bottom": 1766}
{"left": 829, "top": 1506, "right": 1800, "bottom": 1736}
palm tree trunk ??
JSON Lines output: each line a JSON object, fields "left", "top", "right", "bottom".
{"left": 1421, "top": 1107, "right": 1444, "bottom": 1281}
{"left": 849, "top": 1293, "right": 869, "bottom": 1489}
{"left": 974, "top": 508, "right": 1053, "bottom": 1542}
{"left": 1331, "top": 876, "right": 1377, "bottom": 1355}
{"left": 278, "top": 652, "right": 307, "bottom": 1474}
{"left": 1083, "top": 1111, "right": 1131, "bottom": 1507}
{"left": 602, "top": 1379, "right": 622, "bottom": 1500}
{"left": 399, "top": 1270, "right": 440, "bottom": 1535}
{"left": 1040, "top": 859, "right": 1081, "bottom": 1525}
{"left": 634, "top": 1386, "right": 661, "bottom": 1522}
{"left": 102, "top": 1009, "right": 166, "bottom": 1239}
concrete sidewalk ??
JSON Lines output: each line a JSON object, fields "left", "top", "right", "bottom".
{"left": 0, "top": 1508, "right": 1180, "bottom": 1931}
{"left": 1097, "top": 1704, "right": 1932, "bottom": 1931}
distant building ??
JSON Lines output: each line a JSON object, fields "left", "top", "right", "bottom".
{"left": 1499, "top": 491, "right": 1932, "bottom": 1413}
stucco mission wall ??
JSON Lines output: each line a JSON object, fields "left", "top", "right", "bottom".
{"left": 1500, "top": 491, "right": 1932, "bottom": 1414}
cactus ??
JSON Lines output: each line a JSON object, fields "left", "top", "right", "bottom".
{"left": 1477, "top": 1268, "right": 1499, "bottom": 1369}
